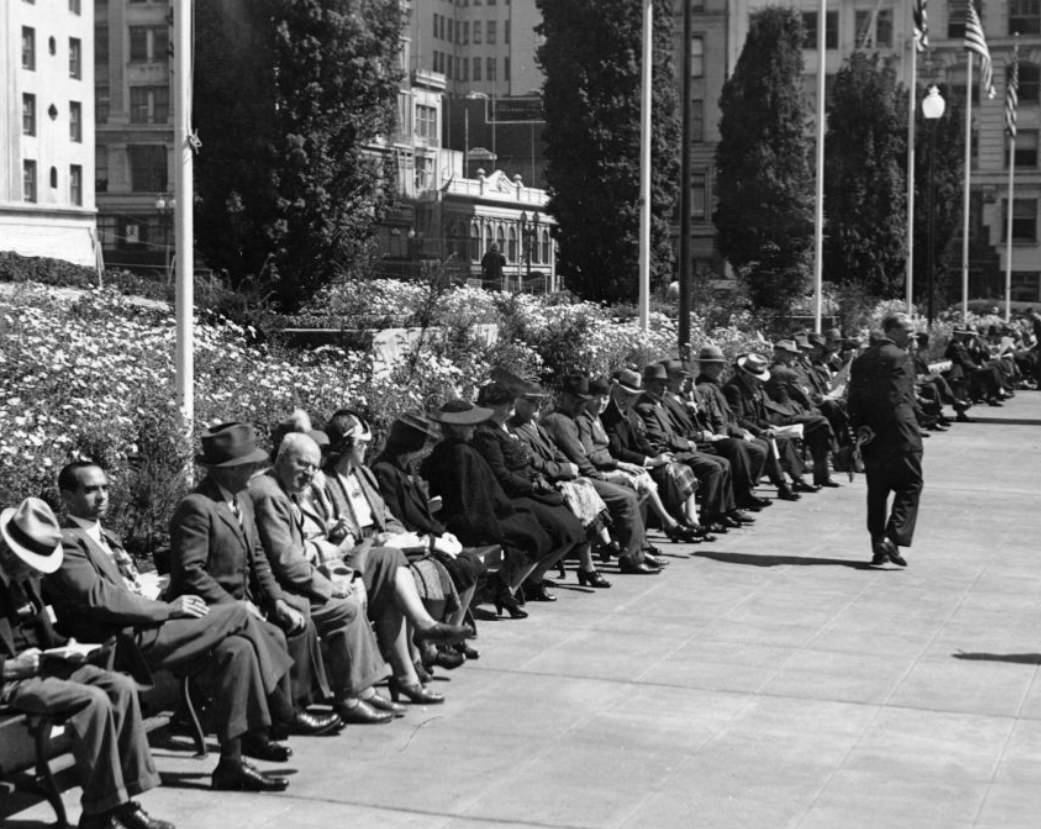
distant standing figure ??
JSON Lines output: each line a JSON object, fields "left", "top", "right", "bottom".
{"left": 848, "top": 313, "right": 923, "bottom": 567}
{"left": 481, "top": 243, "right": 506, "bottom": 287}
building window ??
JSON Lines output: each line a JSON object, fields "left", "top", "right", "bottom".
{"left": 487, "top": 56, "right": 497, "bottom": 81}
{"left": 488, "top": 20, "right": 497, "bottom": 44}
{"left": 129, "top": 26, "right": 168, "bottom": 63}
{"left": 69, "top": 38, "right": 82, "bottom": 78}
{"left": 691, "top": 98, "right": 704, "bottom": 141}
{"left": 96, "top": 86, "right": 110, "bottom": 123}
{"left": 96, "top": 146, "right": 108, "bottom": 193}
{"left": 95, "top": 25, "right": 109, "bottom": 65}
{"left": 470, "top": 221, "right": 481, "bottom": 261}
{"left": 127, "top": 145, "right": 168, "bottom": 192}
{"left": 416, "top": 104, "right": 437, "bottom": 141}
{"left": 414, "top": 155, "right": 434, "bottom": 190}
{"left": 22, "top": 27, "right": 35, "bottom": 70}
{"left": 691, "top": 36, "right": 704, "bottom": 77}
{"left": 877, "top": 9, "right": 893, "bottom": 46}
{"left": 507, "top": 226, "right": 518, "bottom": 261}
{"left": 1003, "top": 199, "right": 1038, "bottom": 241}
{"left": 1011, "top": 271, "right": 1041, "bottom": 302}
{"left": 802, "top": 11, "right": 839, "bottom": 49}
{"left": 70, "top": 101, "right": 82, "bottom": 141}
{"left": 504, "top": 56, "right": 510, "bottom": 81}
{"left": 495, "top": 225, "right": 506, "bottom": 254}
{"left": 130, "top": 86, "right": 169, "bottom": 124}
{"left": 1007, "top": 129, "right": 1039, "bottom": 168}
{"left": 948, "top": 0, "right": 980, "bottom": 39}
{"left": 23, "top": 94, "right": 36, "bottom": 136}
{"left": 461, "top": 58, "right": 469, "bottom": 81}
{"left": 473, "top": 21, "right": 482, "bottom": 44}
{"left": 463, "top": 21, "right": 469, "bottom": 44}
{"left": 24, "top": 160, "right": 38, "bottom": 202}
{"left": 473, "top": 56, "right": 482, "bottom": 81}
{"left": 692, "top": 171, "right": 707, "bottom": 218}
{"left": 70, "top": 165, "right": 83, "bottom": 206}
{"left": 540, "top": 229, "right": 551, "bottom": 264}
{"left": 505, "top": 19, "right": 510, "bottom": 44}
{"left": 1019, "top": 62, "right": 1041, "bottom": 103}
{"left": 1009, "top": 0, "right": 1040, "bottom": 34}
{"left": 49, "top": 167, "right": 58, "bottom": 189}
{"left": 70, "top": 0, "right": 82, "bottom": 12}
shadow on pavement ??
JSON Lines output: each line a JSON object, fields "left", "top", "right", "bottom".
{"left": 961, "top": 417, "right": 1041, "bottom": 427}
{"left": 952, "top": 652, "right": 1041, "bottom": 665}
{"left": 694, "top": 550, "right": 873, "bottom": 569}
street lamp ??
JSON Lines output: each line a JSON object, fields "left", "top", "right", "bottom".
{"left": 519, "top": 210, "right": 540, "bottom": 290}
{"left": 922, "top": 85, "right": 946, "bottom": 325}
{"left": 155, "top": 194, "right": 175, "bottom": 282}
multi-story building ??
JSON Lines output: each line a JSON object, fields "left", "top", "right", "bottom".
{"left": 0, "top": 0, "right": 96, "bottom": 266}
{"left": 93, "top": 0, "right": 174, "bottom": 272}
{"left": 685, "top": 0, "right": 1041, "bottom": 302}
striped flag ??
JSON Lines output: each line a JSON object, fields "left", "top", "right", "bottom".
{"left": 1006, "top": 37, "right": 1019, "bottom": 138}
{"left": 913, "top": 0, "right": 928, "bottom": 52}
{"left": 964, "top": 2, "right": 996, "bottom": 99}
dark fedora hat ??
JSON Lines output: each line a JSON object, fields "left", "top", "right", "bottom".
{"left": 0, "top": 497, "right": 63, "bottom": 574}
{"left": 736, "top": 353, "right": 771, "bottom": 382}
{"left": 389, "top": 411, "right": 441, "bottom": 443}
{"left": 490, "top": 366, "right": 548, "bottom": 399}
{"left": 588, "top": 376, "right": 611, "bottom": 396}
{"left": 642, "top": 363, "right": 668, "bottom": 383}
{"left": 661, "top": 359, "right": 692, "bottom": 377}
{"left": 560, "top": 374, "right": 592, "bottom": 400}
{"left": 477, "top": 382, "right": 517, "bottom": 407}
{"left": 430, "top": 399, "right": 494, "bottom": 425}
{"left": 614, "top": 368, "right": 643, "bottom": 395}
{"left": 197, "top": 422, "right": 269, "bottom": 468}
{"left": 696, "top": 345, "right": 726, "bottom": 364}
{"left": 773, "top": 339, "right": 800, "bottom": 355}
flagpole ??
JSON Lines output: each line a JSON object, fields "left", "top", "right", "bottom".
{"left": 174, "top": 0, "right": 194, "bottom": 439}
{"left": 812, "top": 0, "right": 826, "bottom": 335}
{"left": 638, "top": 0, "right": 652, "bottom": 332}
{"left": 1005, "top": 134, "right": 1015, "bottom": 322}
{"left": 961, "top": 53, "right": 973, "bottom": 320}
{"left": 905, "top": 35, "right": 917, "bottom": 316}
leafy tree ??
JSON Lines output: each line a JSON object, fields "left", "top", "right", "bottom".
{"left": 714, "top": 7, "right": 813, "bottom": 315}
{"left": 824, "top": 53, "right": 907, "bottom": 297}
{"left": 194, "top": 0, "right": 402, "bottom": 311}
{"left": 536, "top": 0, "right": 679, "bottom": 303}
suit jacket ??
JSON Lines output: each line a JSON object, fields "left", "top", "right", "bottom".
{"left": 322, "top": 464, "right": 407, "bottom": 539}
{"left": 722, "top": 374, "right": 771, "bottom": 436}
{"left": 848, "top": 337, "right": 922, "bottom": 455}
{"left": 541, "top": 410, "right": 603, "bottom": 479}
{"left": 0, "top": 574, "right": 64, "bottom": 683}
{"left": 249, "top": 472, "right": 336, "bottom": 604}
{"left": 47, "top": 521, "right": 172, "bottom": 644}
{"left": 599, "top": 398, "right": 654, "bottom": 465}
{"left": 167, "top": 477, "right": 285, "bottom": 611}
{"left": 579, "top": 412, "right": 620, "bottom": 471}
{"left": 506, "top": 419, "right": 575, "bottom": 481}
{"left": 473, "top": 421, "right": 541, "bottom": 498}
{"left": 634, "top": 394, "right": 692, "bottom": 454}
{"left": 370, "top": 453, "right": 446, "bottom": 536}
{"left": 695, "top": 376, "right": 745, "bottom": 438}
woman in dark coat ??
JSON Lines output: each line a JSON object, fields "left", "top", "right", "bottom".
{"left": 422, "top": 400, "right": 559, "bottom": 618}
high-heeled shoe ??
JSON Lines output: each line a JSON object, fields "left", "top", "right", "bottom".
{"left": 388, "top": 678, "right": 445, "bottom": 705}
{"left": 597, "top": 539, "right": 622, "bottom": 563}
{"left": 576, "top": 568, "right": 612, "bottom": 588}
{"left": 453, "top": 642, "right": 480, "bottom": 660}
{"left": 414, "top": 621, "right": 475, "bottom": 644}
{"left": 413, "top": 659, "right": 434, "bottom": 684}
{"left": 493, "top": 590, "right": 528, "bottom": 619}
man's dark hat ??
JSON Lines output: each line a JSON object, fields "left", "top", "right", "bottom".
{"left": 614, "top": 368, "right": 643, "bottom": 394}
{"left": 642, "top": 364, "right": 668, "bottom": 383}
{"left": 197, "top": 422, "right": 269, "bottom": 468}
{"left": 736, "top": 353, "right": 771, "bottom": 381}
{"left": 807, "top": 332, "right": 826, "bottom": 348}
{"left": 793, "top": 334, "right": 813, "bottom": 351}
{"left": 388, "top": 411, "right": 440, "bottom": 444}
{"left": 560, "top": 374, "right": 592, "bottom": 400}
{"left": 696, "top": 345, "right": 726, "bottom": 364}
{"left": 490, "top": 366, "right": 548, "bottom": 399}
{"left": 430, "top": 399, "right": 494, "bottom": 425}
{"left": 773, "top": 339, "right": 800, "bottom": 355}
{"left": 661, "top": 359, "right": 692, "bottom": 377}
{"left": 588, "top": 377, "right": 611, "bottom": 396}
{"left": 477, "top": 382, "right": 517, "bottom": 407}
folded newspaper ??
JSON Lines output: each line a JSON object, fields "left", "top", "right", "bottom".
{"left": 770, "top": 423, "right": 804, "bottom": 440}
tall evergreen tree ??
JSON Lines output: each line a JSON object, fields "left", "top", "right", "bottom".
{"left": 714, "top": 7, "right": 813, "bottom": 314}
{"left": 194, "top": 0, "right": 402, "bottom": 310}
{"left": 536, "top": 0, "right": 679, "bottom": 303}
{"left": 824, "top": 53, "right": 907, "bottom": 297}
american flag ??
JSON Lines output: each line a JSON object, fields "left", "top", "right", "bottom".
{"left": 913, "top": 0, "right": 928, "bottom": 52}
{"left": 964, "top": 2, "right": 996, "bottom": 99}
{"left": 1006, "top": 37, "right": 1019, "bottom": 138}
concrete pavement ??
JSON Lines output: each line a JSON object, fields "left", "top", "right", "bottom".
{"left": 8, "top": 392, "right": 1041, "bottom": 828}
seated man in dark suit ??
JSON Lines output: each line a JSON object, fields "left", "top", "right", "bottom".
{"left": 1, "top": 498, "right": 173, "bottom": 829}
{"left": 47, "top": 461, "right": 296, "bottom": 793}
{"left": 250, "top": 433, "right": 402, "bottom": 725}
{"left": 166, "top": 423, "right": 341, "bottom": 741}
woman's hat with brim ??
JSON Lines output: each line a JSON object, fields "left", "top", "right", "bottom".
{"left": 0, "top": 497, "right": 63, "bottom": 574}
{"left": 389, "top": 411, "right": 441, "bottom": 443}
{"left": 736, "top": 353, "right": 771, "bottom": 382}
{"left": 196, "top": 422, "right": 269, "bottom": 468}
{"left": 430, "top": 399, "right": 494, "bottom": 425}
{"left": 614, "top": 368, "right": 643, "bottom": 395}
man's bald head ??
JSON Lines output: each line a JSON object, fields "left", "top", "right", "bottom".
{"left": 274, "top": 433, "right": 321, "bottom": 494}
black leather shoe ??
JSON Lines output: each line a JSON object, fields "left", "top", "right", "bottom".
{"left": 78, "top": 813, "right": 121, "bottom": 829}
{"left": 791, "top": 479, "right": 820, "bottom": 493}
{"left": 430, "top": 647, "right": 466, "bottom": 669}
{"left": 956, "top": 411, "right": 972, "bottom": 422}
{"left": 453, "top": 642, "right": 480, "bottom": 660}
{"left": 643, "top": 552, "right": 669, "bottom": 568}
{"left": 242, "top": 735, "right": 292, "bottom": 762}
{"left": 115, "top": 803, "right": 175, "bottom": 829}
{"left": 728, "top": 510, "right": 756, "bottom": 524}
{"left": 777, "top": 486, "right": 801, "bottom": 501}
{"left": 366, "top": 692, "right": 406, "bottom": 717}
{"left": 212, "top": 760, "right": 290, "bottom": 792}
{"left": 664, "top": 523, "right": 700, "bottom": 542}
{"left": 685, "top": 523, "right": 718, "bottom": 542}
{"left": 618, "top": 558, "right": 661, "bottom": 575}
{"left": 334, "top": 699, "right": 394, "bottom": 725}
{"left": 414, "top": 621, "right": 475, "bottom": 643}
{"left": 576, "top": 568, "right": 612, "bottom": 588}
{"left": 743, "top": 495, "right": 772, "bottom": 509}
{"left": 523, "top": 580, "right": 557, "bottom": 602}
{"left": 290, "top": 710, "right": 343, "bottom": 736}
{"left": 597, "top": 540, "right": 622, "bottom": 563}
{"left": 816, "top": 479, "right": 841, "bottom": 488}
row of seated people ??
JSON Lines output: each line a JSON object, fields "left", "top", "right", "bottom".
{"left": 0, "top": 334, "right": 881, "bottom": 827}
